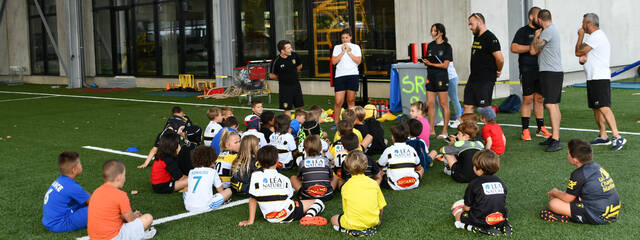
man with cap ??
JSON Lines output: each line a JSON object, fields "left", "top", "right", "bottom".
{"left": 478, "top": 107, "right": 505, "bottom": 155}
{"left": 241, "top": 115, "right": 268, "bottom": 148}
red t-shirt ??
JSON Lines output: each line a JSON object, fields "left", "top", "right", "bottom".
{"left": 150, "top": 156, "right": 183, "bottom": 185}
{"left": 482, "top": 123, "right": 505, "bottom": 155}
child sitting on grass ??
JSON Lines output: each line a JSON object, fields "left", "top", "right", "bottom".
{"left": 334, "top": 109, "right": 363, "bottom": 142}
{"left": 150, "top": 131, "right": 188, "bottom": 193}
{"left": 297, "top": 106, "right": 329, "bottom": 155}
{"left": 259, "top": 111, "right": 276, "bottom": 140}
{"left": 242, "top": 115, "right": 268, "bottom": 147}
{"left": 429, "top": 121, "right": 484, "bottom": 183}
{"left": 88, "top": 160, "right": 156, "bottom": 240}
{"left": 363, "top": 104, "right": 387, "bottom": 155}
{"left": 269, "top": 114, "right": 298, "bottom": 169}
{"left": 410, "top": 101, "right": 431, "bottom": 146}
{"left": 221, "top": 107, "right": 234, "bottom": 120}
{"left": 332, "top": 150, "right": 386, "bottom": 237}
{"left": 339, "top": 133, "right": 382, "bottom": 185}
{"left": 291, "top": 135, "right": 336, "bottom": 201}
{"left": 216, "top": 130, "right": 241, "bottom": 188}
{"left": 211, "top": 116, "right": 239, "bottom": 154}
{"left": 42, "top": 151, "right": 90, "bottom": 233}
{"left": 353, "top": 106, "right": 374, "bottom": 151}
{"left": 407, "top": 118, "right": 431, "bottom": 171}
{"left": 451, "top": 150, "right": 511, "bottom": 236}
{"left": 378, "top": 122, "right": 423, "bottom": 190}
{"left": 184, "top": 146, "right": 232, "bottom": 213}
{"left": 251, "top": 100, "right": 263, "bottom": 117}
{"left": 139, "top": 106, "right": 192, "bottom": 168}
{"left": 540, "top": 139, "right": 620, "bottom": 224}
{"left": 204, "top": 107, "right": 223, "bottom": 147}
{"left": 177, "top": 125, "right": 202, "bottom": 174}
{"left": 477, "top": 107, "right": 506, "bottom": 156}
{"left": 290, "top": 107, "right": 307, "bottom": 137}
{"left": 230, "top": 135, "right": 261, "bottom": 197}
{"left": 238, "top": 145, "right": 327, "bottom": 226}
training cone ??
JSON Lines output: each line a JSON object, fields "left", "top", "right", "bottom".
{"left": 166, "top": 82, "right": 171, "bottom": 91}
{"left": 125, "top": 146, "right": 139, "bottom": 152}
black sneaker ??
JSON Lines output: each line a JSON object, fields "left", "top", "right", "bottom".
{"left": 539, "top": 137, "right": 553, "bottom": 146}
{"left": 545, "top": 139, "right": 562, "bottom": 152}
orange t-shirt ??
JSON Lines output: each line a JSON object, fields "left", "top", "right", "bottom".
{"left": 88, "top": 183, "right": 132, "bottom": 240}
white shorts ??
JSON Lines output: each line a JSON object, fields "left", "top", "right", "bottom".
{"left": 185, "top": 193, "right": 225, "bottom": 213}
{"left": 113, "top": 218, "right": 144, "bottom": 240}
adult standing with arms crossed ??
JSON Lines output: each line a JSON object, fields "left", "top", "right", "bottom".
{"left": 575, "top": 13, "right": 627, "bottom": 151}
{"left": 331, "top": 29, "right": 362, "bottom": 122}
{"left": 464, "top": 13, "right": 504, "bottom": 114}
{"left": 423, "top": 23, "right": 452, "bottom": 139}
{"left": 270, "top": 40, "right": 304, "bottom": 116}
{"left": 511, "top": 7, "right": 552, "bottom": 141}
{"left": 530, "top": 9, "right": 563, "bottom": 152}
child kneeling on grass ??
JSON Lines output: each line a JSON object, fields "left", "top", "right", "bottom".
{"left": 238, "top": 145, "right": 327, "bottom": 226}
{"left": 451, "top": 150, "right": 511, "bottom": 236}
{"left": 332, "top": 150, "right": 386, "bottom": 237}
{"left": 89, "top": 160, "right": 156, "bottom": 240}
{"left": 378, "top": 122, "right": 423, "bottom": 190}
{"left": 429, "top": 121, "right": 484, "bottom": 183}
{"left": 184, "top": 146, "right": 232, "bottom": 213}
{"left": 540, "top": 139, "right": 620, "bottom": 224}
{"left": 42, "top": 151, "right": 90, "bottom": 233}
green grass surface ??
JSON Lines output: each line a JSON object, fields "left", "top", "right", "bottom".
{"left": 1, "top": 84, "right": 639, "bottom": 239}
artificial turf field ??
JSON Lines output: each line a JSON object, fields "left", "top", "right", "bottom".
{"left": 1, "top": 84, "right": 639, "bottom": 239}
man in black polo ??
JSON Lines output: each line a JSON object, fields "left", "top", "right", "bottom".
{"left": 270, "top": 40, "right": 304, "bottom": 116}
{"left": 464, "top": 13, "right": 504, "bottom": 114}
{"left": 511, "top": 7, "right": 552, "bottom": 141}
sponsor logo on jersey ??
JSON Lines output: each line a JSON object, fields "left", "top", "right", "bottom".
{"left": 482, "top": 182, "right": 504, "bottom": 195}
{"left": 598, "top": 168, "right": 616, "bottom": 192}
{"left": 397, "top": 176, "right": 417, "bottom": 188}
{"left": 485, "top": 212, "right": 505, "bottom": 225}
{"left": 568, "top": 180, "right": 577, "bottom": 190}
{"left": 306, "top": 184, "right": 328, "bottom": 197}
{"left": 392, "top": 148, "right": 414, "bottom": 158}
{"left": 262, "top": 177, "right": 285, "bottom": 189}
{"left": 265, "top": 209, "right": 288, "bottom": 220}
{"left": 304, "top": 158, "right": 326, "bottom": 168}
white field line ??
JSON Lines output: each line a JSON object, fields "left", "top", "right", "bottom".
{"left": 77, "top": 145, "right": 250, "bottom": 240}
{"left": 0, "top": 95, "right": 57, "bottom": 102}
{"left": 0, "top": 90, "right": 282, "bottom": 111}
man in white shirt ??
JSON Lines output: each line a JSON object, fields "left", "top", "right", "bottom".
{"left": 575, "top": 13, "right": 627, "bottom": 151}
{"left": 331, "top": 29, "right": 362, "bottom": 122}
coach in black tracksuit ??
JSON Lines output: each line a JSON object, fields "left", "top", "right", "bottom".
{"left": 270, "top": 40, "right": 304, "bottom": 116}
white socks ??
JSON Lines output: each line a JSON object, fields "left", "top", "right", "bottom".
{"left": 305, "top": 199, "right": 325, "bottom": 217}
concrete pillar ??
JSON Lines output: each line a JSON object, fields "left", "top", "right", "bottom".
{"left": 212, "top": 0, "right": 236, "bottom": 86}
{"left": 83, "top": 0, "right": 95, "bottom": 77}
{"left": 0, "top": 5, "right": 8, "bottom": 76}
{"left": 6, "top": 0, "right": 30, "bottom": 75}
{"left": 56, "top": 0, "right": 67, "bottom": 76}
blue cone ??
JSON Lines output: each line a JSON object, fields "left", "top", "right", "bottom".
{"left": 125, "top": 146, "right": 139, "bottom": 152}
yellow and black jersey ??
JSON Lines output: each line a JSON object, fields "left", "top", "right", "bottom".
{"left": 215, "top": 150, "right": 237, "bottom": 188}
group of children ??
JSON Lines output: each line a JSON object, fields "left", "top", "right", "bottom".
{"left": 40, "top": 101, "right": 621, "bottom": 239}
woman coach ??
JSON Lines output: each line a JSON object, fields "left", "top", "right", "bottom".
{"left": 331, "top": 29, "right": 362, "bottom": 122}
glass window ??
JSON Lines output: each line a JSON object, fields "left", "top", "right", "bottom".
{"left": 94, "top": 9, "right": 113, "bottom": 75}
{"left": 312, "top": 0, "right": 349, "bottom": 77}
{"left": 158, "top": 1, "right": 179, "bottom": 75}
{"left": 274, "top": 0, "right": 309, "bottom": 76}
{"left": 238, "top": 0, "right": 271, "bottom": 65}
{"left": 29, "top": 19, "right": 45, "bottom": 74}
{"left": 356, "top": 0, "right": 396, "bottom": 76}
{"left": 28, "top": 0, "right": 59, "bottom": 76}
{"left": 134, "top": 4, "right": 157, "bottom": 75}
{"left": 46, "top": 15, "right": 59, "bottom": 75}
{"left": 183, "top": 0, "right": 211, "bottom": 76}
{"left": 92, "top": 0, "right": 111, "bottom": 8}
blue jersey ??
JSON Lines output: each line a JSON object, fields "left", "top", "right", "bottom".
{"left": 211, "top": 127, "right": 238, "bottom": 154}
{"left": 42, "top": 175, "right": 90, "bottom": 229}
{"left": 290, "top": 119, "right": 301, "bottom": 136}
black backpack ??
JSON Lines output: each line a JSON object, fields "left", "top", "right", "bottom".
{"left": 499, "top": 94, "right": 522, "bottom": 113}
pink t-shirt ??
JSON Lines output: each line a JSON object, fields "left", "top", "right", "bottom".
{"left": 416, "top": 117, "right": 430, "bottom": 147}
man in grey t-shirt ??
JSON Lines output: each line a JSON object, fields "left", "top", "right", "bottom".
{"left": 530, "top": 9, "right": 563, "bottom": 152}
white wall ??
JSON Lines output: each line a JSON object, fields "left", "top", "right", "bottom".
{"left": 470, "top": 0, "right": 511, "bottom": 81}
{"left": 531, "top": 0, "right": 640, "bottom": 75}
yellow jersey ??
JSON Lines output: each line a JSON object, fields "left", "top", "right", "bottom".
{"left": 340, "top": 174, "right": 386, "bottom": 230}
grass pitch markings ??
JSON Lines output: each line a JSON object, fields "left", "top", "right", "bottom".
{"left": 0, "top": 95, "right": 58, "bottom": 102}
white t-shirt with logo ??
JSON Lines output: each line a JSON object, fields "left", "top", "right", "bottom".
{"left": 184, "top": 167, "right": 225, "bottom": 212}
{"left": 242, "top": 129, "right": 268, "bottom": 148}
{"left": 268, "top": 133, "right": 297, "bottom": 165}
{"left": 248, "top": 169, "right": 296, "bottom": 223}
{"left": 332, "top": 43, "right": 362, "bottom": 78}
{"left": 377, "top": 142, "right": 421, "bottom": 190}
{"left": 204, "top": 121, "right": 222, "bottom": 147}
{"left": 584, "top": 29, "right": 611, "bottom": 80}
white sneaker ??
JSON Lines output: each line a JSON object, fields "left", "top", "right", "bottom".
{"left": 436, "top": 120, "right": 445, "bottom": 126}
{"left": 454, "top": 221, "right": 465, "bottom": 229}
{"left": 449, "top": 120, "right": 460, "bottom": 128}
{"left": 144, "top": 227, "right": 157, "bottom": 239}
{"left": 443, "top": 166, "right": 452, "bottom": 176}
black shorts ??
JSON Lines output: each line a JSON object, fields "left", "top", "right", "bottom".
{"left": 279, "top": 82, "right": 304, "bottom": 110}
{"left": 334, "top": 75, "right": 359, "bottom": 92}
{"left": 283, "top": 200, "right": 305, "bottom": 222}
{"left": 586, "top": 80, "right": 611, "bottom": 109}
{"left": 540, "top": 71, "right": 564, "bottom": 104}
{"left": 152, "top": 180, "right": 175, "bottom": 194}
{"left": 463, "top": 81, "right": 495, "bottom": 107}
{"left": 521, "top": 71, "right": 541, "bottom": 96}
{"left": 570, "top": 201, "right": 599, "bottom": 224}
{"left": 427, "top": 73, "right": 449, "bottom": 92}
